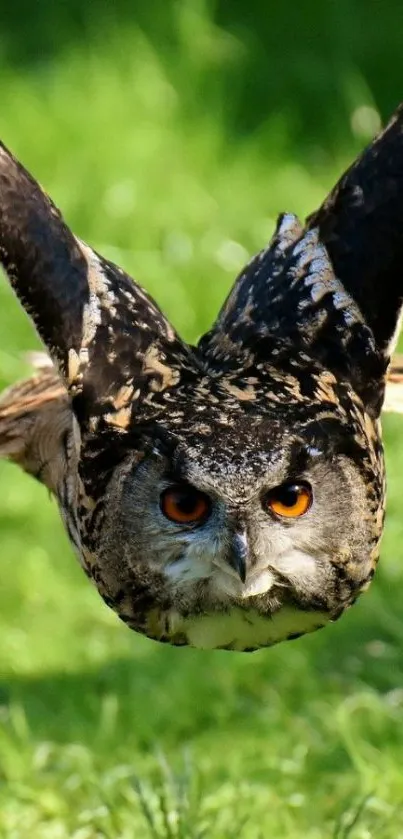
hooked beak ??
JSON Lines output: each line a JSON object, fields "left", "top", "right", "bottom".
{"left": 228, "top": 531, "right": 248, "bottom": 584}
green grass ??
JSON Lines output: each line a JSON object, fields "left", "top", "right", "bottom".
{"left": 2, "top": 4, "right": 403, "bottom": 837}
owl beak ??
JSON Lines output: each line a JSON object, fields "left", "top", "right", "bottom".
{"left": 229, "top": 532, "right": 248, "bottom": 584}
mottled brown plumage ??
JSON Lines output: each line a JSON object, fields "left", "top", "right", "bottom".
{"left": 1, "top": 105, "right": 403, "bottom": 651}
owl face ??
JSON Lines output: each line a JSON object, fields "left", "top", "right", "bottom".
{"left": 89, "top": 372, "right": 383, "bottom": 651}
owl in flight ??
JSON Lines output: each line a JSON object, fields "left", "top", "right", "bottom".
{"left": 1, "top": 105, "right": 403, "bottom": 652}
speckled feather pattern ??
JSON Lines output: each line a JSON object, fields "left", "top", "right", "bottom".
{"left": 0, "top": 106, "right": 403, "bottom": 651}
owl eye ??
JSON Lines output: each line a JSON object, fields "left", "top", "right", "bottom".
{"left": 160, "top": 485, "right": 211, "bottom": 525}
{"left": 264, "top": 482, "right": 312, "bottom": 519}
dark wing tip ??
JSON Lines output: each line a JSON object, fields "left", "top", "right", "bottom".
{"left": 306, "top": 102, "right": 403, "bottom": 354}
{"left": 0, "top": 140, "right": 89, "bottom": 369}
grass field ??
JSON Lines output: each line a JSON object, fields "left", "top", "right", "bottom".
{"left": 2, "top": 5, "right": 403, "bottom": 837}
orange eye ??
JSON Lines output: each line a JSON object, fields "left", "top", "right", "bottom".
{"left": 160, "top": 485, "right": 211, "bottom": 525}
{"left": 265, "top": 483, "right": 312, "bottom": 519}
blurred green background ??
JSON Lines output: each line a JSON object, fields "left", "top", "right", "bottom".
{"left": 2, "top": 2, "right": 403, "bottom": 837}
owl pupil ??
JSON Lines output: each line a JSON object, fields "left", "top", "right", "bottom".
{"left": 276, "top": 485, "right": 299, "bottom": 507}
{"left": 175, "top": 489, "right": 199, "bottom": 514}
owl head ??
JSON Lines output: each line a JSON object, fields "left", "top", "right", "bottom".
{"left": 1, "top": 105, "right": 403, "bottom": 651}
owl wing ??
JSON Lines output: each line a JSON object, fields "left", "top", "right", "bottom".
{"left": 0, "top": 363, "right": 71, "bottom": 493}
{"left": 199, "top": 216, "right": 384, "bottom": 412}
{"left": 200, "top": 104, "right": 403, "bottom": 416}
{"left": 198, "top": 211, "right": 303, "bottom": 360}
{"left": 307, "top": 103, "right": 403, "bottom": 355}
{"left": 384, "top": 356, "right": 403, "bottom": 413}
{"left": 0, "top": 142, "right": 197, "bottom": 433}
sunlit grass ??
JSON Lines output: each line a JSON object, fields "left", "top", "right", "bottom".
{"left": 1, "top": 5, "right": 403, "bottom": 838}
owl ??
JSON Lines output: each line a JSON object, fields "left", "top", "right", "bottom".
{"left": 1, "top": 105, "right": 403, "bottom": 653}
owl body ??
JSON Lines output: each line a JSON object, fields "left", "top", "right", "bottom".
{"left": 5, "top": 340, "right": 383, "bottom": 651}
{"left": 0, "top": 106, "right": 403, "bottom": 651}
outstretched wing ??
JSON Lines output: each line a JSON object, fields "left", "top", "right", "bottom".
{"left": 384, "top": 356, "right": 403, "bottom": 414}
{"left": 198, "top": 212, "right": 303, "bottom": 363}
{"left": 307, "top": 103, "right": 403, "bottom": 355}
{"left": 199, "top": 215, "right": 385, "bottom": 412}
{"left": 200, "top": 104, "right": 403, "bottom": 415}
{"left": 0, "top": 142, "right": 197, "bottom": 431}
{"left": 0, "top": 361, "right": 71, "bottom": 493}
